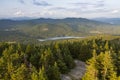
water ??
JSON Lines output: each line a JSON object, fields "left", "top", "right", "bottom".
{"left": 38, "top": 36, "right": 85, "bottom": 42}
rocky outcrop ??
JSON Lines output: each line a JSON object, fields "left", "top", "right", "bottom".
{"left": 61, "top": 60, "right": 86, "bottom": 80}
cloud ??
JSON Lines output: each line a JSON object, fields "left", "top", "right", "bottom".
{"left": 111, "top": 10, "right": 119, "bottom": 14}
{"left": 72, "top": 2, "right": 94, "bottom": 7}
{"left": 29, "top": 8, "right": 80, "bottom": 19}
{"left": 73, "top": 2, "right": 104, "bottom": 7}
{"left": 18, "top": 0, "right": 25, "bottom": 4}
{"left": 96, "top": 0, "right": 104, "bottom": 7}
{"left": 67, "top": 0, "right": 106, "bottom": 16}
{"left": 14, "top": 10, "right": 24, "bottom": 16}
{"left": 50, "top": 7, "right": 67, "bottom": 10}
{"left": 72, "top": 0, "right": 105, "bottom": 9}
{"left": 33, "top": 0, "right": 51, "bottom": 6}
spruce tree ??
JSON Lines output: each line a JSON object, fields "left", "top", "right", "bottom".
{"left": 39, "top": 66, "right": 47, "bottom": 80}
{"left": 82, "top": 49, "right": 98, "bottom": 80}
{"left": 47, "top": 62, "right": 61, "bottom": 80}
{"left": 82, "top": 50, "right": 117, "bottom": 80}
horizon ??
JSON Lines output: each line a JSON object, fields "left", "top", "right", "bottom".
{"left": 1, "top": 17, "right": 120, "bottom": 21}
{"left": 0, "top": 0, "right": 120, "bottom": 19}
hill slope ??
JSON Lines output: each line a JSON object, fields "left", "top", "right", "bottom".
{"left": 0, "top": 18, "right": 120, "bottom": 42}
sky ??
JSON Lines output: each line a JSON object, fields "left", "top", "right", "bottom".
{"left": 0, "top": 0, "right": 120, "bottom": 19}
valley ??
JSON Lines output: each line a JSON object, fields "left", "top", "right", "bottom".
{"left": 0, "top": 18, "right": 120, "bottom": 43}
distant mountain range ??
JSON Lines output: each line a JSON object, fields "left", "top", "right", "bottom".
{"left": 2, "top": 17, "right": 120, "bottom": 25}
{"left": 0, "top": 17, "right": 120, "bottom": 42}
{"left": 93, "top": 18, "right": 120, "bottom": 25}
{"left": 0, "top": 17, "right": 35, "bottom": 21}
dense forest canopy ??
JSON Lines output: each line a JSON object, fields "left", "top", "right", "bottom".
{"left": 0, "top": 37, "right": 120, "bottom": 80}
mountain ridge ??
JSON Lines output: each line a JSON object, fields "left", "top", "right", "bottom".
{"left": 93, "top": 17, "right": 120, "bottom": 25}
{"left": 0, "top": 17, "right": 120, "bottom": 42}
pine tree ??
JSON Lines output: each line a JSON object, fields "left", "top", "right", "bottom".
{"left": 40, "top": 49, "right": 54, "bottom": 69}
{"left": 82, "top": 50, "right": 117, "bottom": 80}
{"left": 82, "top": 49, "right": 98, "bottom": 80}
{"left": 39, "top": 66, "right": 47, "bottom": 80}
{"left": 25, "top": 44, "right": 33, "bottom": 55}
{"left": 47, "top": 62, "right": 61, "bottom": 80}
{"left": 57, "top": 59, "right": 68, "bottom": 74}
{"left": 112, "top": 51, "right": 120, "bottom": 76}
{"left": 31, "top": 67, "right": 39, "bottom": 80}
{"left": 31, "top": 72, "right": 38, "bottom": 80}
{"left": 11, "top": 64, "right": 30, "bottom": 80}
{"left": 104, "top": 41, "right": 109, "bottom": 51}
{"left": 92, "top": 40, "right": 98, "bottom": 49}
{"left": 101, "top": 51, "right": 117, "bottom": 80}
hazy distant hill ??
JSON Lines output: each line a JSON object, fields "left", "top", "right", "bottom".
{"left": 93, "top": 18, "right": 120, "bottom": 25}
{"left": 0, "top": 18, "right": 120, "bottom": 42}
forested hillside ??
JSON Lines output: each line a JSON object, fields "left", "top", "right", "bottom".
{"left": 0, "top": 37, "right": 120, "bottom": 80}
{"left": 0, "top": 18, "right": 120, "bottom": 42}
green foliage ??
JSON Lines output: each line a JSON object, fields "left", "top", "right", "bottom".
{"left": 82, "top": 51, "right": 117, "bottom": 80}
{"left": 31, "top": 66, "right": 47, "bottom": 80}
{"left": 82, "top": 50, "right": 98, "bottom": 80}
{"left": 0, "top": 38, "right": 120, "bottom": 80}
{"left": 47, "top": 62, "right": 61, "bottom": 80}
{"left": 11, "top": 64, "right": 30, "bottom": 80}
{"left": 39, "top": 66, "right": 48, "bottom": 80}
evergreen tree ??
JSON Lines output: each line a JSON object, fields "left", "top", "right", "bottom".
{"left": 82, "top": 50, "right": 98, "bottom": 80}
{"left": 102, "top": 51, "right": 117, "bottom": 80}
{"left": 11, "top": 64, "right": 30, "bottom": 80}
{"left": 31, "top": 72, "right": 39, "bottom": 80}
{"left": 82, "top": 50, "right": 117, "bottom": 80}
{"left": 39, "top": 66, "right": 47, "bottom": 80}
{"left": 57, "top": 59, "right": 68, "bottom": 74}
{"left": 104, "top": 41, "right": 109, "bottom": 51}
{"left": 31, "top": 67, "right": 39, "bottom": 80}
{"left": 47, "top": 62, "right": 61, "bottom": 80}
{"left": 112, "top": 51, "right": 120, "bottom": 76}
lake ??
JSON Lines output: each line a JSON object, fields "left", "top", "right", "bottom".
{"left": 38, "top": 36, "right": 85, "bottom": 42}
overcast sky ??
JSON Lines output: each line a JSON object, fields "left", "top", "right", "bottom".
{"left": 0, "top": 0, "right": 120, "bottom": 19}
